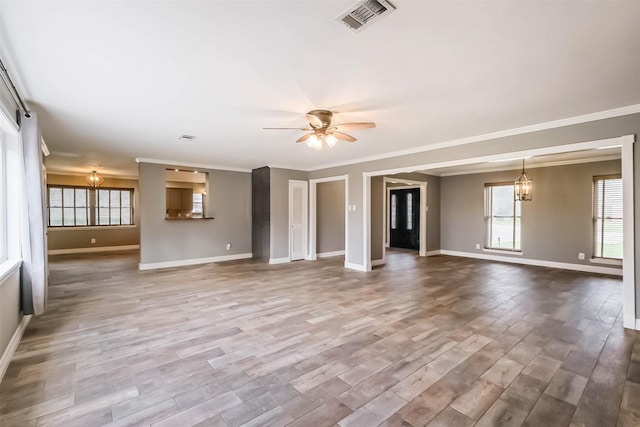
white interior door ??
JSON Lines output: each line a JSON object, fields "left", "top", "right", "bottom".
{"left": 289, "top": 180, "right": 308, "bottom": 261}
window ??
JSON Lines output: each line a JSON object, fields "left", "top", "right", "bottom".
{"left": 593, "top": 176, "right": 622, "bottom": 259}
{"left": 0, "top": 132, "right": 6, "bottom": 262}
{"left": 484, "top": 183, "right": 521, "bottom": 251}
{"left": 406, "top": 192, "right": 413, "bottom": 230}
{"left": 192, "top": 193, "right": 203, "bottom": 216}
{"left": 391, "top": 194, "right": 397, "bottom": 229}
{"left": 48, "top": 186, "right": 134, "bottom": 227}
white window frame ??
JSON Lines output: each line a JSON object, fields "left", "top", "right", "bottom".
{"left": 592, "top": 175, "right": 623, "bottom": 260}
{"left": 484, "top": 183, "right": 522, "bottom": 252}
{"left": 0, "top": 130, "right": 6, "bottom": 263}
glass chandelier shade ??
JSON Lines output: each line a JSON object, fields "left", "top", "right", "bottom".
{"left": 85, "top": 170, "right": 104, "bottom": 188}
{"left": 514, "top": 159, "right": 532, "bottom": 201}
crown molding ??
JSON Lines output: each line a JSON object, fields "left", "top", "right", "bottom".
{"left": 435, "top": 154, "right": 621, "bottom": 177}
{"left": 308, "top": 103, "right": 640, "bottom": 172}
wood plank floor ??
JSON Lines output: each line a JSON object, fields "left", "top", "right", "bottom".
{"left": 1, "top": 250, "right": 639, "bottom": 426}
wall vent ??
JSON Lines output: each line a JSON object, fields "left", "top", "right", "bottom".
{"left": 336, "top": 0, "right": 396, "bottom": 33}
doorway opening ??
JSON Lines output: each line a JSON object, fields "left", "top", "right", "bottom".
{"left": 309, "top": 175, "right": 349, "bottom": 266}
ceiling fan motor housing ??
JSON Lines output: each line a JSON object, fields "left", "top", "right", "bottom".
{"left": 307, "top": 109, "right": 333, "bottom": 128}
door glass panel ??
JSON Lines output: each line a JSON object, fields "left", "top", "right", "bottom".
{"left": 391, "top": 194, "right": 397, "bottom": 229}
{"left": 406, "top": 193, "right": 413, "bottom": 230}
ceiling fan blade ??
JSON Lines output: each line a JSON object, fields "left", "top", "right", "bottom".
{"left": 332, "top": 131, "right": 357, "bottom": 142}
{"left": 306, "top": 113, "right": 324, "bottom": 129}
{"left": 296, "top": 133, "right": 313, "bottom": 143}
{"left": 332, "top": 122, "right": 376, "bottom": 131}
{"left": 263, "top": 127, "right": 311, "bottom": 130}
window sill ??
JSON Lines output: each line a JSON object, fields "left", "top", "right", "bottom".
{"left": 482, "top": 248, "right": 523, "bottom": 256}
{"left": 0, "top": 259, "right": 22, "bottom": 284}
{"left": 47, "top": 225, "right": 137, "bottom": 231}
{"left": 589, "top": 257, "right": 622, "bottom": 266}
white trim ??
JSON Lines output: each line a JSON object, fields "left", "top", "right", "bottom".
{"left": 426, "top": 250, "right": 441, "bottom": 256}
{"left": 621, "top": 135, "right": 636, "bottom": 329}
{"left": 436, "top": 155, "right": 621, "bottom": 177}
{"left": 289, "top": 180, "right": 308, "bottom": 262}
{"left": 135, "top": 157, "right": 251, "bottom": 173}
{"left": 0, "top": 259, "right": 21, "bottom": 284}
{"left": 309, "top": 104, "right": 640, "bottom": 171}
{"left": 636, "top": 319, "right": 640, "bottom": 331}
{"left": 139, "top": 252, "right": 252, "bottom": 270}
{"left": 440, "top": 250, "right": 623, "bottom": 276}
{"left": 308, "top": 175, "right": 349, "bottom": 263}
{"left": 589, "top": 258, "right": 623, "bottom": 266}
{"left": 383, "top": 179, "right": 428, "bottom": 259}
{"left": 47, "top": 225, "right": 137, "bottom": 232}
{"left": 49, "top": 245, "right": 139, "bottom": 255}
{"left": 366, "top": 137, "right": 626, "bottom": 178}
{"left": 0, "top": 314, "right": 32, "bottom": 383}
{"left": 482, "top": 248, "right": 523, "bottom": 256}
{"left": 345, "top": 262, "right": 367, "bottom": 272}
{"left": 371, "top": 259, "right": 386, "bottom": 267}
{"left": 363, "top": 174, "right": 371, "bottom": 271}
{"left": 317, "top": 250, "right": 345, "bottom": 258}
{"left": 269, "top": 257, "right": 291, "bottom": 264}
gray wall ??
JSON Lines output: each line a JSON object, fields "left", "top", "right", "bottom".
{"left": 47, "top": 174, "right": 140, "bottom": 250}
{"left": 441, "top": 160, "right": 622, "bottom": 266}
{"left": 307, "top": 113, "right": 640, "bottom": 318}
{"left": 139, "top": 162, "right": 251, "bottom": 265}
{"left": 0, "top": 268, "right": 21, "bottom": 367}
{"left": 317, "top": 180, "right": 345, "bottom": 254}
{"left": 269, "top": 168, "right": 308, "bottom": 260}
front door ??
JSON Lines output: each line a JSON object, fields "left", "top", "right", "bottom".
{"left": 390, "top": 188, "right": 420, "bottom": 250}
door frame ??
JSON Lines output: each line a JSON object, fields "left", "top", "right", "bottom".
{"left": 288, "top": 179, "right": 308, "bottom": 261}
{"left": 382, "top": 178, "right": 427, "bottom": 264}
{"left": 309, "top": 175, "right": 349, "bottom": 266}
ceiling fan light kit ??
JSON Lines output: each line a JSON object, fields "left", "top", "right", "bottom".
{"left": 264, "top": 109, "right": 375, "bottom": 150}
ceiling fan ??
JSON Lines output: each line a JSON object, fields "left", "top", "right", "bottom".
{"left": 263, "top": 109, "right": 375, "bottom": 150}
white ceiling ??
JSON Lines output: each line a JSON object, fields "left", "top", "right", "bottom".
{"left": 1, "top": 1, "right": 639, "bottom": 177}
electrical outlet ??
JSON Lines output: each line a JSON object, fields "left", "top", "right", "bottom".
{"left": 578, "top": 252, "right": 585, "bottom": 260}
{"left": 90, "top": 238, "right": 96, "bottom": 244}
{"left": 226, "top": 242, "right": 231, "bottom": 250}
{"left": 475, "top": 243, "right": 481, "bottom": 250}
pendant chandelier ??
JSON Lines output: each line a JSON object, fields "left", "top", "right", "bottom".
{"left": 514, "top": 159, "right": 532, "bottom": 201}
{"left": 85, "top": 170, "right": 104, "bottom": 188}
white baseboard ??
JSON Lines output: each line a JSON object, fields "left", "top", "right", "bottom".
{"left": 317, "top": 250, "right": 345, "bottom": 259}
{"left": 269, "top": 257, "right": 291, "bottom": 265}
{"left": 426, "top": 250, "right": 442, "bottom": 256}
{"left": 345, "top": 262, "right": 367, "bottom": 272}
{"left": 0, "top": 314, "right": 31, "bottom": 383}
{"left": 139, "top": 253, "right": 252, "bottom": 270}
{"left": 49, "top": 245, "right": 140, "bottom": 255}
{"left": 439, "top": 250, "right": 623, "bottom": 276}
{"left": 371, "top": 259, "right": 386, "bottom": 267}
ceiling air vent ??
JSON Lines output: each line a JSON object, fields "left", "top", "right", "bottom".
{"left": 336, "top": 0, "right": 396, "bottom": 33}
